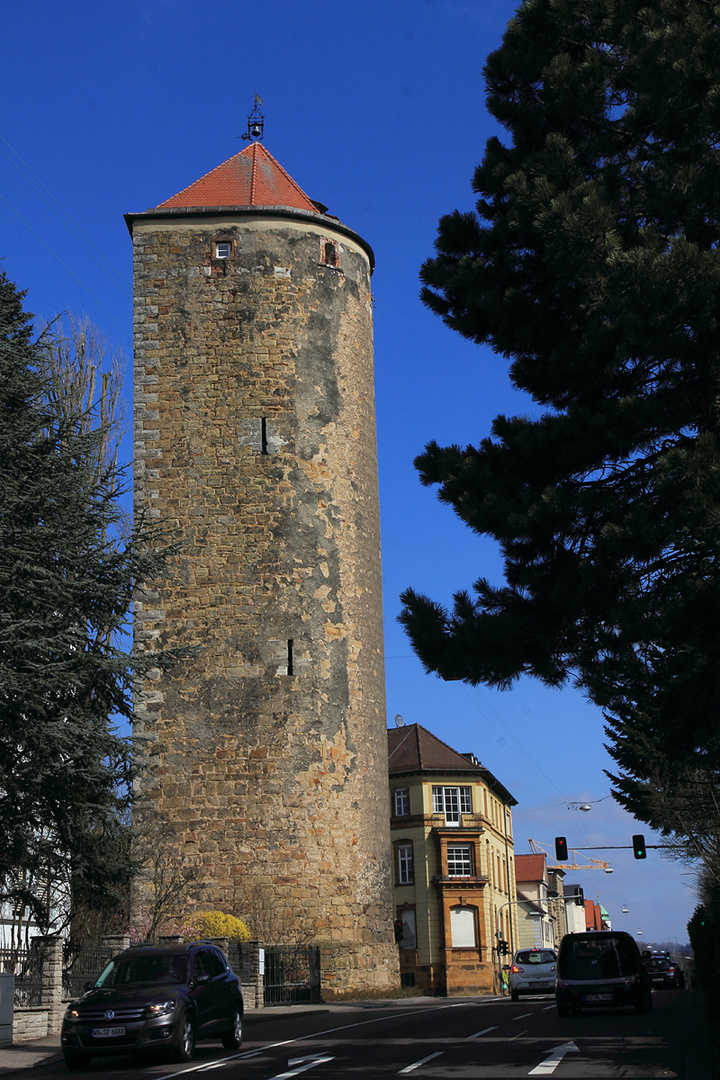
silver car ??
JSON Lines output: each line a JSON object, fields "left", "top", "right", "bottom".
{"left": 509, "top": 947, "right": 557, "bottom": 1000}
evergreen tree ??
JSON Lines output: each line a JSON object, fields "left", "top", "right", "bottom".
{"left": 0, "top": 271, "right": 172, "bottom": 928}
{"left": 399, "top": 0, "right": 720, "bottom": 817}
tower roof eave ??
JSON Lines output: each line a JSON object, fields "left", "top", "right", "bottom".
{"left": 123, "top": 204, "right": 374, "bottom": 271}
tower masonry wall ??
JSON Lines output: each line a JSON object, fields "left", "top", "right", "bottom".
{"left": 131, "top": 212, "right": 398, "bottom": 990}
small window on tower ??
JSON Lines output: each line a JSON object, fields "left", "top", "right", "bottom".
{"left": 321, "top": 239, "right": 339, "bottom": 268}
{"left": 215, "top": 241, "right": 232, "bottom": 259}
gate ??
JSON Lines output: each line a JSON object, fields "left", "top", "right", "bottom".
{"left": 63, "top": 943, "right": 115, "bottom": 1000}
{"left": 0, "top": 948, "right": 42, "bottom": 1007}
{"left": 263, "top": 945, "right": 321, "bottom": 1005}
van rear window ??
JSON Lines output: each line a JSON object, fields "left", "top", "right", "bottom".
{"left": 564, "top": 937, "right": 637, "bottom": 980}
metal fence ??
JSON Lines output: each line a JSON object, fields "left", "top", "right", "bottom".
{"left": 0, "top": 948, "right": 43, "bottom": 1007}
{"left": 62, "top": 942, "right": 115, "bottom": 1000}
{"left": 263, "top": 945, "right": 321, "bottom": 1006}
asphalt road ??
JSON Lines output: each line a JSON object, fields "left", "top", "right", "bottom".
{"left": 39, "top": 990, "right": 710, "bottom": 1079}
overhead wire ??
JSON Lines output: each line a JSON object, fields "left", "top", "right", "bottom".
{"left": 0, "top": 133, "right": 131, "bottom": 300}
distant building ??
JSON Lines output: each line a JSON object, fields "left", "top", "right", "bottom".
{"left": 564, "top": 883, "right": 587, "bottom": 934}
{"left": 387, "top": 723, "right": 517, "bottom": 995}
{"left": 515, "top": 853, "right": 558, "bottom": 949}
{"left": 584, "top": 899, "right": 611, "bottom": 931}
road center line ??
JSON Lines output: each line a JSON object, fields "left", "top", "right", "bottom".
{"left": 513, "top": 1012, "right": 533, "bottom": 1021}
{"left": 398, "top": 1051, "right": 444, "bottom": 1074}
{"left": 467, "top": 1026, "right": 497, "bottom": 1039}
{"left": 155, "top": 1002, "right": 485, "bottom": 1080}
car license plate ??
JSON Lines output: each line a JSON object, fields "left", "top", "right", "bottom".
{"left": 530, "top": 981, "right": 549, "bottom": 987}
{"left": 584, "top": 993, "right": 612, "bottom": 1002}
{"left": 91, "top": 1026, "right": 126, "bottom": 1038}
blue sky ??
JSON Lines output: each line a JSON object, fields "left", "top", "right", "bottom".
{"left": 0, "top": 0, "right": 695, "bottom": 945}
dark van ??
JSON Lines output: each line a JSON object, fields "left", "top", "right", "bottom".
{"left": 555, "top": 931, "right": 653, "bottom": 1016}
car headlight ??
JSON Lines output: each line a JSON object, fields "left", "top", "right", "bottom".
{"left": 64, "top": 1006, "right": 79, "bottom": 1021}
{"left": 144, "top": 999, "right": 176, "bottom": 1019}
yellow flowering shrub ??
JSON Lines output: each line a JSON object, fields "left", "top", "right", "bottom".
{"left": 184, "top": 911, "right": 250, "bottom": 942}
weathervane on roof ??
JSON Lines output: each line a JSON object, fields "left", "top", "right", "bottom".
{"left": 242, "top": 95, "right": 264, "bottom": 142}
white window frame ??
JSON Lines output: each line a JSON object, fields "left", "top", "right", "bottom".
{"left": 432, "top": 785, "right": 472, "bottom": 825}
{"left": 215, "top": 241, "right": 232, "bottom": 259}
{"left": 447, "top": 844, "right": 473, "bottom": 877}
{"left": 394, "top": 787, "right": 409, "bottom": 816}
{"left": 397, "top": 843, "right": 414, "bottom": 885}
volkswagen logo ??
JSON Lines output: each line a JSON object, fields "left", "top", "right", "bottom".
{"left": 103, "top": 1010, "right": 115, "bottom": 1021}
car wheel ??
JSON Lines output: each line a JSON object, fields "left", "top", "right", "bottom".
{"left": 174, "top": 1012, "right": 195, "bottom": 1062}
{"left": 557, "top": 1006, "right": 571, "bottom": 1017}
{"left": 221, "top": 1008, "right": 243, "bottom": 1050}
{"left": 63, "top": 1054, "right": 91, "bottom": 1071}
{"left": 511, "top": 990, "right": 519, "bottom": 1002}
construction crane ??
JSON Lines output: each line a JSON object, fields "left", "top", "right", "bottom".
{"left": 529, "top": 838, "right": 614, "bottom": 873}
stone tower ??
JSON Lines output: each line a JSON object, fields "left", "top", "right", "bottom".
{"left": 125, "top": 139, "right": 398, "bottom": 992}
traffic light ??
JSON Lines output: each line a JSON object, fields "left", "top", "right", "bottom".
{"left": 632, "top": 834, "right": 647, "bottom": 860}
{"left": 554, "top": 836, "right": 568, "bottom": 861}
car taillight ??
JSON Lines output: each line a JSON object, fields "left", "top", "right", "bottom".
{"left": 512, "top": 965, "right": 521, "bottom": 973}
{"left": 668, "top": 967, "right": 675, "bottom": 975}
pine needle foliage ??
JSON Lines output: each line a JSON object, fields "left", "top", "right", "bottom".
{"left": 0, "top": 271, "right": 175, "bottom": 927}
{"left": 399, "top": 0, "right": 720, "bottom": 822}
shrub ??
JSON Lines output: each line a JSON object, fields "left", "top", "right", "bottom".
{"left": 182, "top": 911, "right": 250, "bottom": 943}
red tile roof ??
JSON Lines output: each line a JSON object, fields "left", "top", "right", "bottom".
{"left": 387, "top": 723, "right": 484, "bottom": 775}
{"left": 387, "top": 723, "right": 517, "bottom": 803}
{"left": 155, "top": 142, "right": 319, "bottom": 212}
{"left": 515, "top": 853, "right": 547, "bottom": 884}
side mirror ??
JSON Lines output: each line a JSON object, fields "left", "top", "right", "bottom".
{"left": 83, "top": 981, "right": 95, "bottom": 992}
{"left": 194, "top": 973, "right": 211, "bottom": 985}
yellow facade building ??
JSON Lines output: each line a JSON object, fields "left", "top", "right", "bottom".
{"left": 388, "top": 724, "right": 518, "bottom": 996}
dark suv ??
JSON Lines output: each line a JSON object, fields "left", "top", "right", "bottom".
{"left": 61, "top": 941, "right": 243, "bottom": 1071}
{"left": 555, "top": 931, "right": 652, "bottom": 1016}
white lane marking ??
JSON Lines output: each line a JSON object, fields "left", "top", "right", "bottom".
{"left": 513, "top": 1012, "right": 533, "bottom": 1021}
{"left": 271, "top": 1053, "right": 335, "bottom": 1079}
{"left": 543, "top": 1005, "right": 555, "bottom": 1011}
{"left": 467, "top": 1026, "right": 497, "bottom": 1039}
{"left": 155, "top": 1001, "right": 483, "bottom": 1080}
{"left": 398, "top": 1051, "right": 444, "bottom": 1074}
{"left": 529, "top": 1041, "right": 580, "bottom": 1075}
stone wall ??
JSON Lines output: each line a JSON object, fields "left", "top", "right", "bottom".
{"left": 130, "top": 208, "right": 398, "bottom": 991}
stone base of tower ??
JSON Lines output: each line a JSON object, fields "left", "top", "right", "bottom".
{"left": 318, "top": 941, "right": 400, "bottom": 1000}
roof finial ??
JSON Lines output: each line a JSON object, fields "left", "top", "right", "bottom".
{"left": 242, "top": 95, "right": 264, "bottom": 142}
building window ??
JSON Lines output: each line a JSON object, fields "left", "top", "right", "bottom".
{"left": 450, "top": 905, "right": 477, "bottom": 947}
{"left": 397, "top": 843, "right": 414, "bottom": 885}
{"left": 397, "top": 908, "right": 417, "bottom": 950}
{"left": 215, "top": 241, "right": 232, "bottom": 259}
{"left": 394, "top": 787, "right": 409, "bottom": 816}
{"left": 447, "top": 844, "right": 473, "bottom": 877}
{"left": 432, "top": 785, "right": 472, "bottom": 825}
{"left": 321, "top": 238, "right": 339, "bottom": 267}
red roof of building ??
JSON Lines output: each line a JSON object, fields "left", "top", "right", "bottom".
{"left": 155, "top": 141, "right": 319, "bottom": 212}
{"left": 514, "top": 853, "right": 547, "bottom": 884}
{"left": 387, "top": 723, "right": 517, "bottom": 803}
{"left": 387, "top": 724, "right": 484, "bottom": 776}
